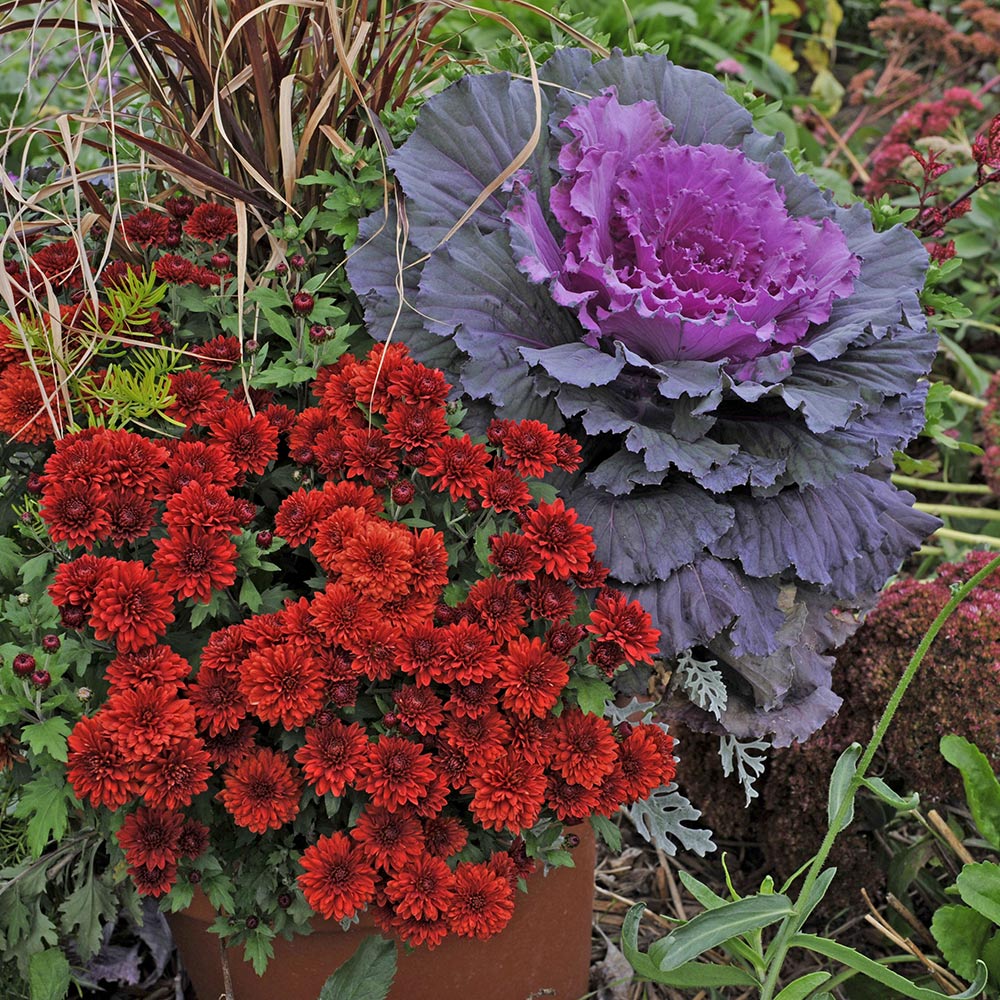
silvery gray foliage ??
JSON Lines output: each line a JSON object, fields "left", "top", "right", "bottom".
{"left": 348, "top": 49, "right": 940, "bottom": 747}
{"left": 719, "top": 735, "right": 771, "bottom": 806}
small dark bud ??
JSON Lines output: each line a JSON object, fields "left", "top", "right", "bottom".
{"left": 166, "top": 196, "right": 195, "bottom": 218}
{"left": 615, "top": 721, "right": 633, "bottom": 740}
{"left": 12, "top": 653, "right": 36, "bottom": 677}
{"left": 31, "top": 670, "right": 51, "bottom": 689}
{"left": 61, "top": 605, "right": 86, "bottom": 629}
{"left": 188, "top": 869, "right": 202, "bottom": 884}
{"left": 564, "top": 833, "right": 580, "bottom": 849}
{"left": 25, "top": 473, "right": 43, "bottom": 494}
{"left": 164, "top": 232, "right": 181, "bottom": 249}
{"left": 245, "top": 339, "right": 259, "bottom": 353}
{"left": 210, "top": 252, "right": 231, "bottom": 271}
{"left": 234, "top": 499, "right": 256, "bottom": 526}
{"left": 244, "top": 915, "right": 259, "bottom": 930}
{"left": 277, "top": 892, "right": 293, "bottom": 909}
{"left": 308, "top": 324, "right": 327, "bottom": 343}
{"left": 41, "top": 634, "right": 61, "bottom": 653}
{"left": 291, "top": 292, "right": 315, "bottom": 315}
{"left": 382, "top": 712, "right": 399, "bottom": 728}
{"left": 316, "top": 711, "right": 334, "bottom": 727}
{"left": 391, "top": 481, "right": 416, "bottom": 505}
{"left": 256, "top": 530, "right": 273, "bottom": 549}
{"left": 289, "top": 253, "right": 307, "bottom": 270}
{"left": 274, "top": 262, "right": 289, "bottom": 277}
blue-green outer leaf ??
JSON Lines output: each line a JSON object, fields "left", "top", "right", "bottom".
{"left": 827, "top": 743, "right": 861, "bottom": 833}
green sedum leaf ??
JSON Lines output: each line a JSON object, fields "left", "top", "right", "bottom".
{"left": 318, "top": 934, "right": 397, "bottom": 1000}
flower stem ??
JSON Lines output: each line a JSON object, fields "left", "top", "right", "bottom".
{"left": 931, "top": 526, "right": 1000, "bottom": 547}
{"left": 915, "top": 502, "right": 1000, "bottom": 520}
{"left": 758, "top": 552, "right": 1000, "bottom": 1000}
{"left": 948, "top": 388, "right": 986, "bottom": 410}
{"left": 892, "top": 474, "right": 992, "bottom": 495}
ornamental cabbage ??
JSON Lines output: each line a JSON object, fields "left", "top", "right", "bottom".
{"left": 347, "top": 51, "right": 940, "bottom": 746}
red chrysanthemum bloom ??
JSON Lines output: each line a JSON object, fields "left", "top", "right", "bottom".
{"left": 275, "top": 488, "right": 340, "bottom": 547}
{"left": 378, "top": 590, "right": 437, "bottom": 632}
{"left": 498, "top": 636, "right": 570, "bottom": 719}
{"left": 311, "top": 506, "right": 369, "bottom": 571}
{"left": 385, "top": 401, "right": 449, "bottom": 451}
{"left": 351, "top": 805, "right": 424, "bottom": 871}
{"left": 550, "top": 709, "right": 618, "bottom": 789}
{"left": 344, "top": 621, "right": 401, "bottom": 682}
{"left": 122, "top": 208, "right": 170, "bottom": 248}
{"left": 177, "top": 819, "right": 210, "bottom": 859}
{"left": 183, "top": 202, "right": 238, "bottom": 242}
{"left": 188, "top": 665, "right": 248, "bottom": 736}
{"left": 104, "top": 684, "right": 197, "bottom": 763}
{"left": 444, "top": 678, "right": 499, "bottom": 720}
{"left": 479, "top": 467, "right": 533, "bottom": 513}
{"left": 508, "top": 715, "right": 556, "bottom": 768}
{"left": 39, "top": 479, "right": 110, "bottom": 549}
{"left": 66, "top": 713, "right": 135, "bottom": 808}
{"left": 105, "top": 645, "right": 191, "bottom": 693}
{"left": 48, "top": 554, "right": 114, "bottom": 612}
{"left": 163, "top": 481, "right": 240, "bottom": 535}
{"left": 440, "top": 711, "right": 511, "bottom": 763}
{"left": 153, "top": 527, "right": 238, "bottom": 604}
{"left": 153, "top": 253, "right": 195, "bottom": 284}
{"left": 0, "top": 365, "right": 57, "bottom": 443}
{"left": 441, "top": 621, "right": 501, "bottom": 685}
{"left": 296, "top": 720, "right": 370, "bottom": 797}
{"left": 349, "top": 343, "right": 411, "bottom": 414}
{"left": 524, "top": 575, "right": 579, "bottom": 622}
{"left": 466, "top": 577, "right": 526, "bottom": 642}
{"left": 408, "top": 528, "right": 450, "bottom": 597}
{"left": 199, "top": 625, "right": 249, "bottom": 674}
{"left": 298, "top": 832, "right": 378, "bottom": 921}
{"left": 497, "top": 419, "right": 559, "bottom": 478}
{"left": 135, "top": 735, "right": 212, "bottom": 810}
{"left": 194, "top": 334, "right": 242, "bottom": 371}
{"left": 396, "top": 623, "right": 449, "bottom": 686}
{"left": 586, "top": 589, "right": 661, "bottom": 665}
{"left": 208, "top": 404, "right": 278, "bottom": 474}
{"left": 310, "top": 583, "right": 377, "bottom": 647}
{"left": 218, "top": 747, "right": 301, "bottom": 833}
{"left": 488, "top": 532, "right": 543, "bottom": 581}
{"left": 422, "top": 815, "right": 467, "bottom": 859}
{"left": 155, "top": 440, "right": 239, "bottom": 498}
{"left": 448, "top": 862, "right": 515, "bottom": 940}
{"left": 202, "top": 721, "right": 258, "bottom": 766}
{"left": 90, "top": 561, "right": 175, "bottom": 652}
{"left": 419, "top": 436, "right": 491, "bottom": 500}
{"left": 240, "top": 645, "right": 327, "bottom": 730}
{"left": 392, "top": 685, "right": 445, "bottom": 736}
{"left": 105, "top": 490, "right": 155, "bottom": 546}
{"left": 521, "top": 499, "right": 596, "bottom": 578}
{"left": 468, "top": 750, "right": 546, "bottom": 832}
{"left": 388, "top": 360, "right": 450, "bottom": 406}
{"left": 545, "top": 774, "right": 601, "bottom": 823}
{"left": 357, "top": 736, "right": 436, "bottom": 812}
{"left": 29, "top": 239, "right": 82, "bottom": 287}
{"left": 617, "top": 727, "right": 671, "bottom": 803}
{"left": 554, "top": 434, "right": 583, "bottom": 472}
{"left": 165, "top": 370, "right": 227, "bottom": 426}
{"left": 342, "top": 426, "right": 397, "bottom": 482}
{"left": 41, "top": 429, "right": 109, "bottom": 488}
{"left": 332, "top": 521, "right": 413, "bottom": 602}
{"left": 117, "top": 805, "right": 184, "bottom": 870}
{"left": 129, "top": 859, "right": 178, "bottom": 897}
{"left": 385, "top": 854, "right": 455, "bottom": 922}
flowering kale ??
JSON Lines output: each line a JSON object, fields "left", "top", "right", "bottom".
{"left": 348, "top": 51, "right": 940, "bottom": 746}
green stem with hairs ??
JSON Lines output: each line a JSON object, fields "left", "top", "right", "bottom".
{"left": 948, "top": 388, "right": 986, "bottom": 410}
{"left": 931, "top": 527, "right": 1000, "bottom": 548}
{"left": 892, "top": 475, "right": 992, "bottom": 495}
{"left": 916, "top": 503, "right": 1000, "bottom": 521}
{"left": 758, "top": 552, "right": 1000, "bottom": 1000}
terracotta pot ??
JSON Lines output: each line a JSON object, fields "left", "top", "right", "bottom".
{"left": 168, "top": 826, "right": 596, "bottom": 1000}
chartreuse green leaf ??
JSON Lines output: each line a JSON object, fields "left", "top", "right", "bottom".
{"left": 791, "top": 933, "right": 988, "bottom": 998}
{"left": 318, "top": 934, "right": 397, "bottom": 1000}
{"left": 28, "top": 947, "right": 71, "bottom": 1000}
{"left": 940, "top": 735, "right": 1000, "bottom": 850}
{"left": 621, "top": 904, "right": 758, "bottom": 988}
{"left": 773, "top": 971, "right": 833, "bottom": 1000}
{"left": 956, "top": 862, "right": 1000, "bottom": 925}
{"left": 641, "top": 894, "right": 792, "bottom": 972}
{"left": 827, "top": 743, "right": 861, "bottom": 833}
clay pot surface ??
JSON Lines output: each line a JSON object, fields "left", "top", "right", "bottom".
{"left": 168, "top": 826, "right": 596, "bottom": 1000}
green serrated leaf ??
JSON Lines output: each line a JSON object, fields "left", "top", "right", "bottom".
{"left": 0, "top": 536, "right": 23, "bottom": 578}
{"left": 21, "top": 717, "right": 71, "bottom": 762}
{"left": 941, "top": 735, "right": 1000, "bottom": 850}
{"left": 931, "top": 905, "right": 995, "bottom": 983}
{"left": 318, "top": 934, "right": 397, "bottom": 1000}
{"left": 239, "top": 576, "right": 262, "bottom": 613}
{"left": 14, "top": 775, "right": 72, "bottom": 856}
{"left": 20, "top": 553, "right": 52, "bottom": 588}
{"left": 28, "top": 947, "right": 71, "bottom": 1000}
{"left": 572, "top": 676, "right": 614, "bottom": 716}
{"left": 243, "top": 925, "right": 276, "bottom": 976}
{"left": 590, "top": 814, "right": 622, "bottom": 853}
{"left": 647, "top": 894, "right": 792, "bottom": 972}
{"left": 59, "top": 874, "right": 117, "bottom": 959}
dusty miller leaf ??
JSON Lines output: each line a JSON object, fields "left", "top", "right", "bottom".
{"left": 624, "top": 784, "right": 715, "bottom": 857}
{"left": 674, "top": 650, "right": 728, "bottom": 721}
{"left": 719, "top": 735, "right": 770, "bottom": 806}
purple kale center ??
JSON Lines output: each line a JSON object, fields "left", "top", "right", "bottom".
{"left": 507, "top": 90, "right": 861, "bottom": 367}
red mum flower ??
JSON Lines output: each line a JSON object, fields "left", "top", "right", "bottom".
{"left": 351, "top": 805, "right": 424, "bottom": 871}
{"left": 342, "top": 426, "right": 397, "bottom": 482}
{"left": 189, "top": 665, "right": 248, "bottom": 736}
{"left": 524, "top": 575, "right": 579, "bottom": 622}
{"left": 396, "top": 623, "right": 448, "bottom": 686}
{"left": 129, "top": 860, "right": 177, "bottom": 898}
{"left": 122, "top": 208, "right": 170, "bottom": 248}
{"left": 508, "top": 715, "right": 555, "bottom": 768}
{"left": 422, "top": 815, "right": 467, "bottom": 859}
{"left": 310, "top": 583, "right": 377, "bottom": 647}
{"left": 554, "top": 434, "right": 583, "bottom": 472}
{"left": 521, "top": 499, "right": 596, "bottom": 578}
{"left": 155, "top": 440, "right": 239, "bottom": 498}
{"left": 218, "top": 747, "right": 301, "bottom": 833}
{"left": 392, "top": 685, "right": 444, "bottom": 736}
{"left": 296, "top": 720, "right": 370, "bottom": 797}
{"left": 66, "top": 713, "right": 135, "bottom": 808}
{"left": 135, "top": 735, "right": 212, "bottom": 809}
{"left": 199, "top": 625, "right": 249, "bottom": 674}
{"left": 90, "top": 561, "right": 175, "bottom": 652}
{"left": 321, "top": 480, "right": 384, "bottom": 514}
{"left": 208, "top": 405, "right": 278, "bottom": 474}
{"left": 202, "top": 721, "right": 258, "bottom": 766}
{"left": 39, "top": 479, "right": 110, "bottom": 550}
{"left": 408, "top": 528, "right": 450, "bottom": 597}
{"left": 163, "top": 481, "right": 240, "bottom": 534}
{"left": 332, "top": 521, "right": 414, "bottom": 602}
{"left": 488, "top": 532, "right": 542, "bottom": 581}
{"left": 29, "top": 239, "right": 82, "bottom": 287}
{"left": 153, "top": 527, "right": 238, "bottom": 604}
{"left": 0, "top": 366, "right": 57, "bottom": 444}
{"left": 586, "top": 590, "right": 661, "bottom": 665}
{"left": 165, "top": 370, "right": 227, "bottom": 426}
{"left": 298, "top": 832, "right": 378, "bottom": 921}
{"left": 444, "top": 678, "right": 499, "bottom": 720}
{"left": 195, "top": 334, "right": 242, "bottom": 371}
{"left": 498, "top": 636, "right": 570, "bottom": 719}
{"left": 241, "top": 645, "right": 326, "bottom": 730}
{"left": 275, "top": 488, "right": 335, "bottom": 547}
{"left": 388, "top": 360, "right": 450, "bottom": 406}
{"left": 357, "top": 736, "right": 436, "bottom": 812}
{"left": 105, "top": 490, "right": 155, "bottom": 545}
{"left": 545, "top": 774, "right": 601, "bottom": 823}
{"left": 117, "top": 805, "right": 184, "bottom": 870}
{"left": 345, "top": 621, "right": 401, "bottom": 682}
{"left": 440, "top": 711, "right": 511, "bottom": 762}
{"left": 177, "top": 819, "right": 210, "bottom": 859}
{"left": 479, "top": 467, "right": 533, "bottom": 513}
{"left": 442, "top": 621, "right": 501, "bottom": 684}
{"left": 41, "top": 429, "right": 109, "bottom": 488}
{"left": 385, "top": 854, "right": 455, "bottom": 921}
{"left": 350, "top": 343, "right": 411, "bottom": 414}
{"left": 550, "top": 709, "right": 618, "bottom": 789}
{"left": 419, "top": 436, "right": 491, "bottom": 500}
{"left": 617, "top": 727, "right": 670, "bottom": 803}
{"left": 467, "top": 577, "right": 526, "bottom": 642}
{"left": 183, "top": 202, "right": 238, "bottom": 243}
{"left": 153, "top": 254, "right": 195, "bottom": 284}
{"left": 312, "top": 506, "right": 369, "bottom": 571}
{"left": 468, "top": 750, "right": 546, "bottom": 832}
{"left": 100, "top": 428, "right": 169, "bottom": 495}
{"left": 385, "top": 401, "right": 449, "bottom": 451}
{"left": 448, "top": 862, "right": 515, "bottom": 940}
{"left": 49, "top": 554, "right": 114, "bottom": 611}
{"left": 104, "top": 684, "right": 197, "bottom": 763}
{"left": 378, "top": 590, "right": 437, "bottom": 632}
{"left": 496, "top": 419, "right": 559, "bottom": 478}
{"left": 105, "top": 645, "right": 191, "bottom": 693}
